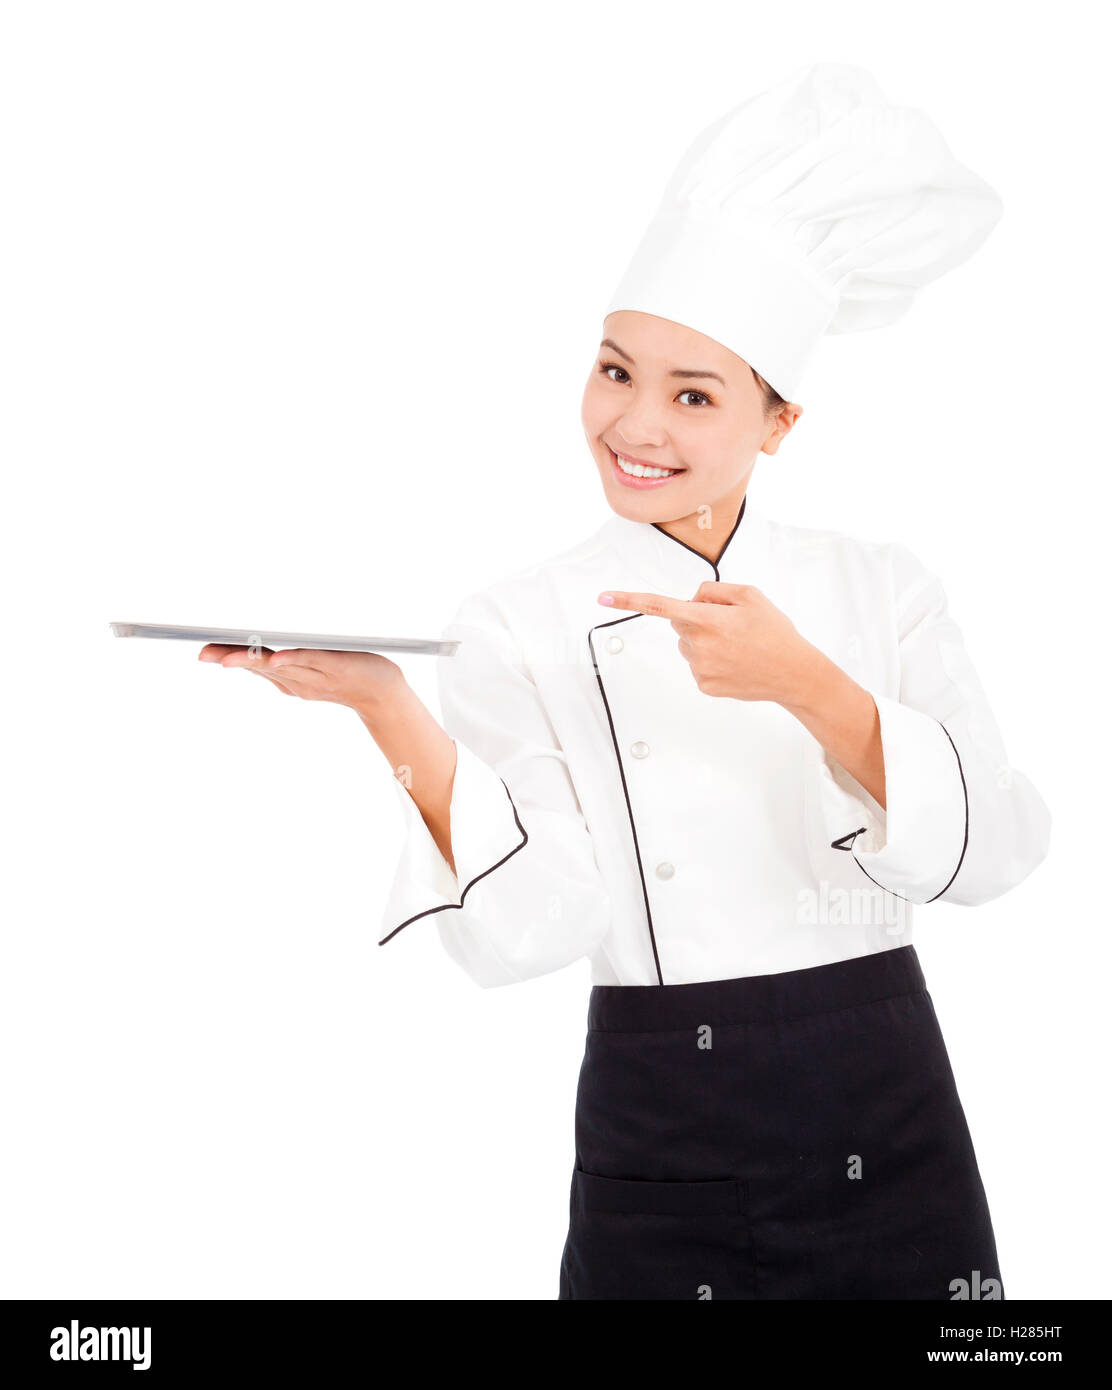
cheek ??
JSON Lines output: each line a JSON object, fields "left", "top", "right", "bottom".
{"left": 682, "top": 425, "right": 751, "bottom": 477}
{"left": 580, "top": 379, "right": 602, "bottom": 424}
{"left": 678, "top": 449, "right": 734, "bottom": 489}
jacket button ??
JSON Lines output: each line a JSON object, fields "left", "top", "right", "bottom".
{"left": 630, "top": 741, "right": 649, "bottom": 759}
{"left": 655, "top": 862, "right": 675, "bottom": 880}
{"left": 605, "top": 635, "right": 624, "bottom": 654}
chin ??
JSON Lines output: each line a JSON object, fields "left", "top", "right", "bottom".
{"left": 602, "top": 483, "right": 681, "bottom": 524}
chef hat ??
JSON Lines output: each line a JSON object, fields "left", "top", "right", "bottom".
{"left": 603, "top": 62, "right": 1004, "bottom": 402}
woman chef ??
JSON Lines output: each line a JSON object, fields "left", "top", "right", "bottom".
{"left": 200, "top": 63, "right": 1051, "bottom": 1299}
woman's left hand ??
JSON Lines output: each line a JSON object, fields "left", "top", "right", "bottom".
{"left": 598, "top": 580, "right": 819, "bottom": 706}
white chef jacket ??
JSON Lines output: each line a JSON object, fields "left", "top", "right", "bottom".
{"left": 379, "top": 496, "right": 1050, "bottom": 988}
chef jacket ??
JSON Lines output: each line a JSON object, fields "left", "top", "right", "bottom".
{"left": 378, "top": 496, "right": 1051, "bottom": 988}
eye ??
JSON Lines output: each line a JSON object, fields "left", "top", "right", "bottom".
{"left": 597, "top": 363, "right": 715, "bottom": 407}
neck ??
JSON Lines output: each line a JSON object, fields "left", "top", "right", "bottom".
{"left": 653, "top": 481, "right": 748, "bottom": 564}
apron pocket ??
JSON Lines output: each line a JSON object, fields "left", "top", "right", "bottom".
{"left": 561, "top": 1169, "right": 753, "bottom": 1300}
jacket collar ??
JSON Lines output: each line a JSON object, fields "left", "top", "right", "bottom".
{"left": 596, "top": 491, "right": 772, "bottom": 596}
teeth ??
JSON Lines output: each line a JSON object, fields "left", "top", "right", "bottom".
{"left": 614, "top": 451, "right": 679, "bottom": 479}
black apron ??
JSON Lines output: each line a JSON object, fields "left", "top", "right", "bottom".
{"left": 558, "top": 945, "right": 1002, "bottom": 1300}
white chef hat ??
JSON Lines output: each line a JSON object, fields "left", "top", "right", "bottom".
{"left": 603, "top": 62, "right": 1004, "bottom": 402}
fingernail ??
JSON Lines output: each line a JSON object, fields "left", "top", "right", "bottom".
{"left": 598, "top": 592, "right": 614, "bottom": 606}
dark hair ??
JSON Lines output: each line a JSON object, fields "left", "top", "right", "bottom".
{"left": 751, "top": 365, "right": 787, "bottom": 417}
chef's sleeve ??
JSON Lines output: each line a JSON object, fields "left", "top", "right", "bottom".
{"left": 377, "top": 592, "right": 612, "bottom": 986}
{"left": 817, "top": 542, "right": 1051, "bottom": 905}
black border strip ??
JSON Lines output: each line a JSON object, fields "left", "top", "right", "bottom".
{"left": 588, "top": 614, "right": 663, "bottom": 985}
{"left": 378, "top": 776, "right": 529, "bottom": 945}
{"left": 829, "top": 719, "right": 969, "bottom": 905}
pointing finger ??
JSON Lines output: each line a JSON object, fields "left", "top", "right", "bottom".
{"left": 598, "top": 590, "right": 696, "bottom": 620}
{"left": 693, "top": 581, "right": 753, "bottom": 605}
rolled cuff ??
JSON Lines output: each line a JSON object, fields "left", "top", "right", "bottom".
{"left": 823, "top": 692, "right": 968, "bottom": 903}
{"left": 378, "top": 739, "right": 528, "bottom": 945}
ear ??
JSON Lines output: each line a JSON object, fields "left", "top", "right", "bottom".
{"left": 762, "top": 401, "right": 803, "bottom": 456}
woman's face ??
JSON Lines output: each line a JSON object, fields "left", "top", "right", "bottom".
{"left": 581, "top": 310, "right": 800, "bottom": 522}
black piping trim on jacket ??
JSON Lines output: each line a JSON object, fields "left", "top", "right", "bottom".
{"left": 378, "top": 776, "right": 529, "bottom": 945}
{"left": 831, "top": 828, "right": 911, "bottom": 903}
{"left": 925, "top": 723, "right": 969, "bottom": 901}
{"left": 652, "top": 493, "right": 747, "bottom": 581}
{"left": 829, "top": 719, "right": 969, "bottom": 905}
{"left": 588, "top": 613, "right": 662, "bottom": 985}
{"left": 587, "top": 494, "right": 749, "bottom": 985}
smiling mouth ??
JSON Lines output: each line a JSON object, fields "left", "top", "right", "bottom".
{"left": 608, "top": 447, "right": 685, "bottom": 481}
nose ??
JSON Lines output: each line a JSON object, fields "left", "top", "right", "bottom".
{"left": 614, "top": 411, "right": 668, "bottom": 452}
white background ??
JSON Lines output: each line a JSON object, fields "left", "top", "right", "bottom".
{"left": 2, "top": 1, "right": 1108, "bottom": 1300}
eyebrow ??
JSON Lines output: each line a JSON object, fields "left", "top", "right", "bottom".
{"left": 599, "top": 338, "right": 727, "bottom": 388}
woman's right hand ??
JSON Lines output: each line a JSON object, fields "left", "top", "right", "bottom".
{"left": 197, "top": 643, "right": 409, "bottom": 716}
